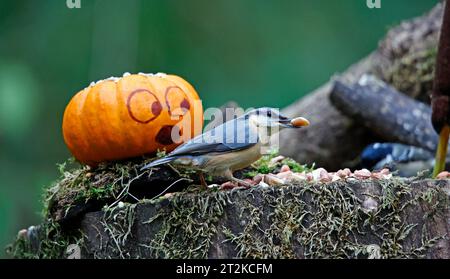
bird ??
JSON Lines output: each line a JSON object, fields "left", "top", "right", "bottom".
{"left": 141, "top": 107, "right": 310, "bottom": 187}
{"left": 360, "top": 142, "right": 441, "bottom": 177}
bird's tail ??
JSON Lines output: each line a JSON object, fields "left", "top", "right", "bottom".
{"left": 141, "top": 156, "right": 179, "bottom": 170}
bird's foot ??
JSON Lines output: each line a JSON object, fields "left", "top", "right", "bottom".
{"left": 230, "top": 177, "right": 256, "bottom": 188}
{"left": 220, "top": 178, "right": 255, "bottom": 190}
{"left": 198, "top": 171, "right": 208, "bottom": 189}
{"left": 220, "top": 181, "right": 240, "bottom": 190}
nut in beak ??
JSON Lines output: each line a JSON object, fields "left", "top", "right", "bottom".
{"left": 290, "top": 117, "right": 310, "bottom": 128}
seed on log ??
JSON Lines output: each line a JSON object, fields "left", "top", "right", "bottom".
{"left": 243, "top": 179, "right": 256, "bottom": 186}
{"left": 290, "top": 172, "right": 308, "bottom": 182}
{"left": 280, "top": 165, "right": 291, "bottom": 173}
{"left": 220, "top": 181, "right": 237, "bottom": 190}
{"left": 354, "top": 169, "right": 372, "bottom": 179}
{"left": 253, "top": 174, "right": 264, "bottom": 184}
{"left": 332, "top": 174, "right": 341, "bottom": 182}
{"left": 371, "top": 172, "right": 384, "bottom": 179}
{"left": 264, "top": 174, "right": 285, "bottom": 186}
{"left": 437, "top": 171, "right": 450, "bottom": 179}
{"left": 269, "top": 155, "right": 285, "bottom": 165}
{"left": 276, "top": 171, "right": 292, "bottom": 180}
{"left": 312, "top": 168, "right": 332, "bottom": 182}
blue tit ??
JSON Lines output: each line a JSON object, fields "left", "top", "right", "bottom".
{"left": 360, "top": 142, "right": 441, "bottom": 177}
{"left": 141, "top": 107, "right": 310, "bottom": 187}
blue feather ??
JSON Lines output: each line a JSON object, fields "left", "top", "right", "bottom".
{"left": 141, "top": 156, "right": 180, "bottom": 170}
{"left": 361, "top": 143, "right": 436, "bottom": 177}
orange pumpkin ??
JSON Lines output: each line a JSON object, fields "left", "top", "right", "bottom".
{"left": 62, "top": 73, "right": 203, "bottom": 166}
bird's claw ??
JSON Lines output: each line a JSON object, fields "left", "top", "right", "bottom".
{"left": 220, "top": 178, "right": 255, "bottom": 190}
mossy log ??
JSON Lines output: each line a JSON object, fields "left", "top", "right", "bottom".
{"left": 280, "top": 3, "right": 442, "bottom": 170}
{"left": 8, "top": 3, "right": 450, "bottom": 260}
{"left": 8, "top": 159, "right": 450, "bottom": 259}
{"left": 77, "top": 178, "right": 450, "bottom": 259}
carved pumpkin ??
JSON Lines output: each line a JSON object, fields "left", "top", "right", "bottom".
{"left": 62, "top": 73, "right": 203, "bottom": 166}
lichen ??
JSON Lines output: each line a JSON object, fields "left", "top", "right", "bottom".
{"left": 140, "top": 190, "right": 229, "bottom": 259}
{"left": 87, "top": 177, "right": 446, "bottom": 259}
{"left": 97, "top": 203, "right": 137, "bottom": 259}
{"left": 5, "top": 219, "right": 83, "bottom": 259}
{"left": 42, "top": 158, "right": 145, "bottom": 220}
{"left": 244, "top": 151, "right": 314, "bottom": 178}
{"left": 382, "top": 47, "right": 437, "bottom": 103}
{"left": 6, "top": 153, "right": 447, "bottom": 259}
{"left": 220, "top": 178, "right": 446, "bottom": 259}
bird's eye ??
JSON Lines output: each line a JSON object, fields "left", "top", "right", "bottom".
{"left": 267, "top": 111, "right": 272, "bottom": 117}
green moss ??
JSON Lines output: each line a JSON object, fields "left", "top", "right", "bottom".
{"left": 86, "top": 177, "right": 445, "bottom": 259}
{"left": 98, "top": 203, "right": 137, "bottom": 259}
{"left": 9, "top": 175, "right": 446, "bottom": 259}
{"left": 140, "top": 191, "right": 228, "bottom": 259}
{"left": 6, "top": 219, "right": 83, "bottom": 259}
{"left": 382, "top": 47, "right": 437, "bottom": 102}
{"left": 244, "top": 151, "right": 314, "bottom": 178}
{"left": 281, "top": 158, "right": 315, "bottom": 173}
{"left": 220, "top": 179, "right": 445, "bottom": 259}
{"left": 41, "top": 154, "right": 199, "bottom": 221}
{"left": 6, "top": 152, "right": 446, "bottom": 259}
{"left": 42, "top": 158, "right": 145, "bottom": 220}
{"left": 222, "top": 188, "right": 307, "bottom": 258}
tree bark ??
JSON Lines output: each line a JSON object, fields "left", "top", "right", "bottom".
{"left": 9, "top": 2, "right": 450, "bottom": 261}
{"left": 280, "top": 3, "right": 444, "bottom": 170}
{"left": 330, "top": 76, "right": 437, "bottom": 152}
{"left": 79, "top": 179, "right": 450, "bottom": 259}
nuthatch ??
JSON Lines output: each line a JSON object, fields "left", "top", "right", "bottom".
{"left": 141, "top": 107, "right": 310, "bottom": 187}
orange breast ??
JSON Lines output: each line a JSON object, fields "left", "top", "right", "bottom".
{"left": 62, "top": 73, "right": 203, "bottom": 166}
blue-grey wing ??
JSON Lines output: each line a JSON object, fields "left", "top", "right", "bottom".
{"left": 169, "top": 117, "right": 258, "bottom": 156}
{"left": 390, "top": 143, "right": 434, "bottom": 162}
{"left": 169, "top": 142, "right": 257, "bottom": 156}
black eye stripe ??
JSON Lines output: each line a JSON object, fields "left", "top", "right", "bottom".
{"left": 252, "top": 108, "right": 283, "bottom": 118}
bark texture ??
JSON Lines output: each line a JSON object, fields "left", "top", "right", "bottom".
{"left": 8, "top": 3, "right": 449, "bottom": 261}
{"left": 330, "top": 76, "right": 437, "bottom": 152}
{"left": 79, "top": 179, "right": 450, "bottom": 259}
{"left": 280, "top": 3, "right": 443, "bottom": 170}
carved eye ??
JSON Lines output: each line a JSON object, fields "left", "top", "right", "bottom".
{"left": 165, "top": 86, "right": 191, "bottom": 117}
{"left": 127, "top": 89, "right": 162, "bottom": 124}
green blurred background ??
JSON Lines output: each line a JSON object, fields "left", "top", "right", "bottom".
{"left": 0, "top": 0, "right": 440, "bottom": 257}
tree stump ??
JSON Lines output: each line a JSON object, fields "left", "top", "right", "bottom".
{"left": 10, "top": 176, "right": 449, "bottom": 259}
{"left": 77, "top": 179, "right": 450, "bottom": 259}
{"left": 7, "top": 3, "right": 450, "bottom": 260}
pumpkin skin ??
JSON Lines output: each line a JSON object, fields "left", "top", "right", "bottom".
{"left": 62, "top": 73, "right": 203, "bottom": 166}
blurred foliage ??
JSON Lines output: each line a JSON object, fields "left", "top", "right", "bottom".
{"left": 0, "top": 0, "right": 439, "bottom": 258}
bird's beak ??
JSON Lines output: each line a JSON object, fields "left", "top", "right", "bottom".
{"left": 278, "top": 117, "right": 310, "bottom": 128}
